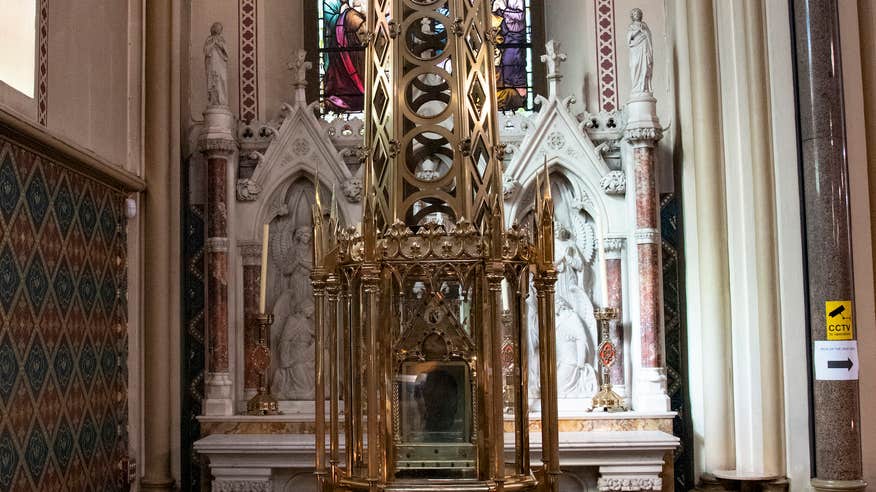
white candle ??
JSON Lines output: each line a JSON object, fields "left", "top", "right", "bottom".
{"left": 259, "top": 223, "right": 269, "bottom": 314}
{"left": 598, "top": 222, "right": 609, "bottom": 305}
{"left": 501, "top": 279, "right": 509, "bottom": 311}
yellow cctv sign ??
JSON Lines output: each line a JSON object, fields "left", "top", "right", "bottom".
{"left": 825, "top": 300, "right": 853, "bottom": 340}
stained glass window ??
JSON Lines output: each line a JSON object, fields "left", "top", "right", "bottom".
{"left": 319, "top": 0, "right": 367, "bottom": 113}
{"left": 317, "top": 0, "right": 534, "bottom": 114}
{"left": 491, "top": 0, "right": 534, "bottom": 112}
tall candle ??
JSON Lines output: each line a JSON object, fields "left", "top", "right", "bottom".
{"left": 597, "top": 221, "right": 609, "bottom": 305}
{"left": 259, "top": 223, "right": 270, "bottom": 314}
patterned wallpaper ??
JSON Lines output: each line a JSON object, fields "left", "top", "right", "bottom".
{"left": 0, "top": 136, "right": 128, "bottom": 491}
{"left": 661, "top": 191, "right": 694, "bottom": 490}
{"left": 181, "top": 203, "right": 206, "bottom": 491}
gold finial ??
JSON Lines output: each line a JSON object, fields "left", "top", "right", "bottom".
{"left": 543, "top": 156, "right": 552, "bottom": 200}
{"left": 535, "top": 172, "right": 543, "bottom": 221}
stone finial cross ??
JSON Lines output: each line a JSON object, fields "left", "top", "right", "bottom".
{"left": 287, "top": 49, "right": 313, "bottom": 104}
{"left": 541, "top": 40, "right": 567, "bottom": 100}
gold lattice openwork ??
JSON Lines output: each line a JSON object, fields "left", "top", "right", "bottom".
{"left": 365, "top": 0, "right": 503, "bottom": 228}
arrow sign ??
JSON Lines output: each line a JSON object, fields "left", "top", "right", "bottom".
{"left": 827, "top": 358, "right": 853, "bottom": 370}
{"left": 814, "top": 341, "right": 859, "bottom": 381}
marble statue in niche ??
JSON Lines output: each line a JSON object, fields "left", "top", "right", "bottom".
{"left": 272, "top": 299, "right": 316, "bottom": 400}
{"left": 204, "top": 22, "right": 229, "bottom": 107}
{"left": 525, "top": 174, "right": 599, "bottom": 401}
{"left": 268, "top": 180, "right": 320, "bottom": 400}
{"left": 627, "top": 8, "right": 653, "bottom": 95}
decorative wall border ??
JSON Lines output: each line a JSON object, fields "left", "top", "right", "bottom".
{"left": 37, "top": 0, "right": 49, "bottom": 125}
{"left": 238, "top": 0, "right": 259, "bottom": 123}
{"left": 594, "top": 0, "right": 619, "bottom": 112}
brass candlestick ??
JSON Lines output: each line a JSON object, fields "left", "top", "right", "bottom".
{"left": 247, "top": 313, "right": 281, "bottom": 415}
{"left": 591, "top": 307, "right": 625, "bottom": 412}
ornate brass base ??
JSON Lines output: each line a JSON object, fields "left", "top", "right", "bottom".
{"left": 247, "top": 387, "right": 281, "bottom": 416}
{"left": 591, "top": 383, "right": 626, "bottom": 412}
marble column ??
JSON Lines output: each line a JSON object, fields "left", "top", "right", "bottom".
{"left": 199, "top": 107, "right": 237, "bottom": 416}
{"left": 625, "top": 95, "right": 669, "bottom": 412}
{"left": 792, "top": 1, "right": 866, "bottom": 490}
{"left": 142, "top": 0, "right": 180, "bottom": 489}
{"left": 240, "top": 243, "right": 262, "bottom": 400}
{"left": 604, "top": 238, "right": 625, "bottom": 394}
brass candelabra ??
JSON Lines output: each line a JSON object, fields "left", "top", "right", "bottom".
{"left": 247, "top": 313, "right": 281, "bottom": 415}
{"left": 591, "top": 307, "right": 626, "bottom": 412}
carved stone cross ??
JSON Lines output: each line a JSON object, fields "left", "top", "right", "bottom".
{"left": 541, "top": 40, "right": 567, "bottom": 100}
{"left": 287, "top": 49, "right": 313, "bottom": 104}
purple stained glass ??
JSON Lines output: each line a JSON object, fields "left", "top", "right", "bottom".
{"left": 492, "top": 0, "right": 532, "bottom": 111}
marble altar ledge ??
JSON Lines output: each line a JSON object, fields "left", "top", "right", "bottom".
{"left": 195, "top": 431, "right": 677, "bottom": 492}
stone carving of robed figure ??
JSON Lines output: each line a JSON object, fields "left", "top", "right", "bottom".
{"left": 204, "top": 22, "right": 229, "bottom": 107}
{"left": 270, "top": 225, "right": 316, "bottom": 400}
{"left": 272, "top": 300, "right": 317, "bottom": 400}
{"left": 627, "top": 8, "right": 653, "bottom": 95}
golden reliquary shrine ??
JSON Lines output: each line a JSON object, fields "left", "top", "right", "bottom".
{"left": 310, "top": 0, "right": 564, "bottom": 489}
{"left": 194, "top": 0, "right": 680, "bottom": 490}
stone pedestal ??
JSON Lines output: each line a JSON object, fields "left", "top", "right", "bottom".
{"left": 194, "top": 434, "right": 325, "bottom": 492}
{"left": 199, "top": 105, "right": 237, "bottom": 416}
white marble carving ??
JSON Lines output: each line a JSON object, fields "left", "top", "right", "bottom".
{"left": 287, "top": 49, "right": 312, "bottom": 89}
{"left": 502, "top": 176, "right": 521, "bottom": 200}
{"left": 341, "top": 177, "right": 363, "bottom": 203}
{"left": 205, "top": 22, "right": 229, "bottom": 107}
{"left": 214, "top": 481, "right": 271, "bottom": 492}
{"left": 237, "top": 178, "right": 262, "bottom": 201}
{"left": 600, "top": 170, "right": 626, "bottom": 195}
{"left": 525, "top": 176, "right": 600, "bottom": 404}
{"left": 553, "top": 200, "right": 599, "bottom": 399}
{"left": 627, "top": 9, "right": 653, "bottom": 95}
{"left": 270, "top": 224, "right": 315, "bottom": 400}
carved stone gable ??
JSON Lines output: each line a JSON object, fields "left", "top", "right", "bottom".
{"left": 237, "top": 101, "right": 352, "bottom": 204}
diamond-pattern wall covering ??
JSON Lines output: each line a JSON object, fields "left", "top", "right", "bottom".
{"left": 0, "top": 136, "right": 128, "bottom": 491}
{"left": 661, "top": 191, "right": 694, "bottom": 490}
{"left": 181, "top": 203, "right": 206, "bottom": 491}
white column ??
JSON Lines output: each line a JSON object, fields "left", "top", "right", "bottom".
{"left": 713, "top": 0, "right": 784, "bottom": 477}
{"left": 675, "top": 0, "right": 735, "bottom": 481}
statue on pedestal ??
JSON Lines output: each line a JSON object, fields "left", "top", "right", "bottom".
{"left": 204, "top": 22, "right": 229, "bottom": 107}
{"left": 627, "top": 8, "right": 653, "bottom": 95}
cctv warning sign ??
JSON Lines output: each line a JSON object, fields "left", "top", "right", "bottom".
{"left": 825, "top": 300, "right": 853, "bottom": 341}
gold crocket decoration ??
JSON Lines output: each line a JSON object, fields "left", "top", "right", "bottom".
{"left": 312, "top": 1, "right": 560, "bottom": 490}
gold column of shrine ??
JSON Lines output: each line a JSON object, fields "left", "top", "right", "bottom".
{"left": 311, "top": 0, "right": 560, "bottom": 490}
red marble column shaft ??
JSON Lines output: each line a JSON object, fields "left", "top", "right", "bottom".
{"left": 207, "top": 156, "right": 229, "bottom": 373}
{"left": 606, "top": 257, "right": 624, "bottom": 385}
{"left": 633, "top": 145, "right": 661, "bottom": 369}
{"left": 242, "top": 263, "right": 260, "bottom": 391}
